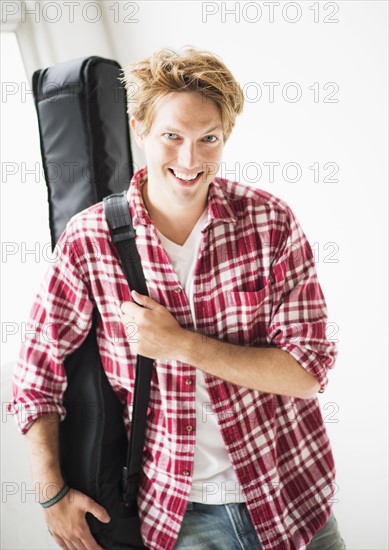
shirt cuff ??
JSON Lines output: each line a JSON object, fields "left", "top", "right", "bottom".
{"left": 277, "top": 342, "right": 332, "bottom": 394}
{"left": 7, "top": 397, "right": 67, "bottom": 435}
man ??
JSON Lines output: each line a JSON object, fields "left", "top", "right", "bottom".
{"left": 11, "top": 47, "right": 346, "bottom": 549}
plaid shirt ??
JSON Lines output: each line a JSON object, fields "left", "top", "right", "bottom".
{"left": 11, "top": 166, "right": 338, "bottom": 550}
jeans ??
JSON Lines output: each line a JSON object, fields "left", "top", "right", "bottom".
{"left": 174, "top": 501, "right": 346, "bottom": 550}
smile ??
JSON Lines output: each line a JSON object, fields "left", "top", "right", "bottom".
{"left": 168, "top": 168, "right": 204, "bottom": 186}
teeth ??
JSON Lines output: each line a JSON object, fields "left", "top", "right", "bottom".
{"left": 172, "top": 169, "right": 199, "bottom": 181}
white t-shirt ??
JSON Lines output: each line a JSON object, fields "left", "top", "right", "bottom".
{"left": 156, "top": 210, "right": 245, "bottom": 504}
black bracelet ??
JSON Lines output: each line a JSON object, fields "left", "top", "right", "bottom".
{"left": 39, "top": 483, "right": 70, "bottom": 509}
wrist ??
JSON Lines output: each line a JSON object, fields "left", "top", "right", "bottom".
{"left": 176, "top": 329, "right": 203, "bottom": 366}
{"left": 39, "top": 483, "right": 70, "bottom": 508}
{"left": 33, "top": 472, "right": 65, "bottom": 502}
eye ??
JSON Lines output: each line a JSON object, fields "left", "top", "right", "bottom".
{"left": 203, "top": 135, "right": 217, "bottom": 143}
{"left": 163, "top": 133, "right": 178, "bottom": 140}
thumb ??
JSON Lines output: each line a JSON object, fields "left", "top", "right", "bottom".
{"left": 88, "top": 501, "right": 111, "bottom": 523}
{"left": 131, "top": 290, "right": 157, "bottom": 309}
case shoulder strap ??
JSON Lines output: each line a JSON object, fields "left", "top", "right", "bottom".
{"left": 103, "top": 191, "right": 153, "bottom": 503}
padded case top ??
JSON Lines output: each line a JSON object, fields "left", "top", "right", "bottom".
{"left": 32, "top": 56, "right": 133, "bottom": 247}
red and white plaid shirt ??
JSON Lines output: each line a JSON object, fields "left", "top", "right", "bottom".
{"left": 11, "top": 166, "right": 338, "bottom": 550}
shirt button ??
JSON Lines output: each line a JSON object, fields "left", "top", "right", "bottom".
{"left": 182, "top": 470, "right": 190, "bottom": 476}
{"left": 185, "top": 379, "right": 193, "bottom": 386}
{"left": 186, "top": 425, "right": 193, "bottom": 432}
{"left": 174, "top": 286, "right": 182, "bottom": 293}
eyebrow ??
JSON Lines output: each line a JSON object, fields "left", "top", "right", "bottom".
{"left": 163, "top": 126, "right": 222, "bottom": 134}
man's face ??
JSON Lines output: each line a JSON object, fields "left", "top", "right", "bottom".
{"left": 131, "top": 91, "right": 224, "bottom": 213}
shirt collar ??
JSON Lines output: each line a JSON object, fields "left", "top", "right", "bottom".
{"left": 127, "top": 165, "right": 152, "bottom": 227}
{"left": 127, "top": 165, "right": 237, "bottom": 229}
{"left": 206, "top": 177, "right": 237, "bottom": 225}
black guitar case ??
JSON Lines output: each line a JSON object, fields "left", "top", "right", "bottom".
{"left": 32, "top": 56, "right": 149, "bottom": 549}
{"left": 32, "top": 56, "right": 133, "bottom": 246}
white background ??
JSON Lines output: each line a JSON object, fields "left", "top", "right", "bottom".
{"left": 1, "top": 1, "right": 388, "bottom": 548}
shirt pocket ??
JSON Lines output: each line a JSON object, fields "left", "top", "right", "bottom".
{"left": 225, "top": 284, "right": 272, "bottom": 307}
{"left": 217, "top": 283, "right": 272, "bottom": 344}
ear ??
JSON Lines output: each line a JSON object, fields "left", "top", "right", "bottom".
{"left": 130, "top": 116, "right": 144, "bottom": 149}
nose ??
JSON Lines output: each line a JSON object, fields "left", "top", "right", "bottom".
{"left": 177, "top": 140, "right": 198, "bottom": 171}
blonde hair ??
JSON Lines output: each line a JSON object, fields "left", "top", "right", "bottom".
{"left": 119, "top": 47, "right": 244, "bottom": 142}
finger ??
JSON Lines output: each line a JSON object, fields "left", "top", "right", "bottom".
{"left": 79, "top": 493, "right": 110, "bottom": 523}
{"left": 63, "top": 540, "right": 79, "bottom": 550}
{"left": 87, "top": 503, "right": 111, "bottom": 524}
{"left": 130, "top": 290, "right": 159, "bottom": 309}
{"left": 120, "top": 301, "right": 136, "bottom": 315}
{"left": 51, "top": 533, "right": 68, "bottom": 550}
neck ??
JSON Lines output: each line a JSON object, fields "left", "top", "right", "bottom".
{"left": 141, "top": 182, "right": 207, "bottom": 245}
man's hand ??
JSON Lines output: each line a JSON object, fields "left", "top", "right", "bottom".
{"left": 24, "top": 414, "right": 110, "bottom": 549}
{"left": 120, "top": 291, "right": 187, "bottom": 360}
{"left": 120, "top": 291, "right": 319, "bottom": 398}
{"left": 45, "top": 488, "right": 110, "bottom": 550}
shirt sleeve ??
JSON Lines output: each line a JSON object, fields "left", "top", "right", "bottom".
{"left": 9, "top": 226, "right": 94, "bottom": 434}
{"left": 266, "top": 203, "right": 337, "bottom": 394}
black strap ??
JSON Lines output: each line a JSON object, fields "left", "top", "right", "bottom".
{"left": 103, "top": 191, "right": 154, "bottom": 504}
